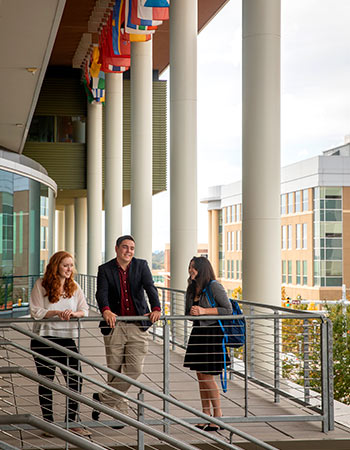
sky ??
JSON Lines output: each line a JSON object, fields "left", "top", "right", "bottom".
{"left": 123, "top": 0, "right": 350, "bottom": 252}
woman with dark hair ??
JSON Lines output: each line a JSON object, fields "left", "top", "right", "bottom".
{"left": 184, "top": 256, "right": 232, "bottom": 431}
{"left": 30, "top": 251, "right": 90, "bottom": 437}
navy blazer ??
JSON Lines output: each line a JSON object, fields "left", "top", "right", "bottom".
{"left": 96, "top": 257, "right": 160, "bottom": 332}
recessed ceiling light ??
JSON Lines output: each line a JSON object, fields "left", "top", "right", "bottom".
{"left": 26, "top": 67, "right": 38, "bottom": 75}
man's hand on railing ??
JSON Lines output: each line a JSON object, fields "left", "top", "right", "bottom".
{"left": 102, "top": 309, "right": 117, "bottom": 328}
{"left": 145, "top": 310, "right": 161, "bottom": 323}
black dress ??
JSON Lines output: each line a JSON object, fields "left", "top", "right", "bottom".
{"left": 184, "top": 301, "right": 230, "bottom": 375}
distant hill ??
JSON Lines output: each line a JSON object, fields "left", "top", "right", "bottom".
{"left": 152, "top": 251, "right": 164, "bottom": 270}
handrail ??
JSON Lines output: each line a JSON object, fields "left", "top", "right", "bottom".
{"left": 0, "top": 413, "right": 105, "bottom": 450}
{"left": 0, "top": 367, "right": 198, "bottom": 450}
{"left": 1, "top": 322, "right": 280, "bottom": 450}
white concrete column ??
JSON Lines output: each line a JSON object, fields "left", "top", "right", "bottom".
{"left": 64, "top": 203, "right": 74, "bottom": 256}
{"left": 170, "top": 0, "right": 198, "bottom": 294}
{"left": 57, "top": 209, "right": 65, "bottom": 252}
{"left": 87, "top": 101, "right": 103, "bottom": 275}
{"left": 75, "top": 197, "right": 87, "bottom": 274}
{"left": 105, "top": 72, "right": 123, "bottom": 261}
{"left": 130, "top": 40, "right": 153, "bottom": 264}
{"left": 242, "top": 0, "right": 281, "bottom": 307}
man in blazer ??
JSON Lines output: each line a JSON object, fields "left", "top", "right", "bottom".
{"left": 92, "top": 235, "right": 161, "bottom": 419}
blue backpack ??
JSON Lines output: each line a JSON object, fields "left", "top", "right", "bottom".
{"left": 203, "top": 281, "right": 246, "bottom": 392}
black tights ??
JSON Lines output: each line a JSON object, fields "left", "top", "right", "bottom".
{"left": 31, "top": 337, "right": 81, "bottom": 423}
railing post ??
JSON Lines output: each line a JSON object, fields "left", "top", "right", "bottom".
{"left": 162, "top": 289, "right": 166, "bottom": 315}
{"left": 163, "top": 319, "right": 170, "bottom": 433}
{"left": 137, "top": 390, "right": 145, "bottom": 450}
{"left": 274, "top": 311, "right": 280, "bottom": 403}
{"left": 303, "top": 319, "right": 310, "bottom": 404}
{"left": 4, "top": 277, "right": 9, "bottom": 309}
{"left": 170, "top": 291, "right": 175, "bottom": 350}
{"left": 249, "top": 305, "right": 255, "bottom": 378}
{"left": 326, "top": 318, "right": 334, "bottom": 431}
{"left": 320, "top": 319, "right": 329, "bottom": 432}
{"left": 244, "top": 321, "right": 248, "bottom": 417}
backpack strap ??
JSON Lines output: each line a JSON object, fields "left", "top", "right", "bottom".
{"left": 203, "top": 281, "right": 229, "bottom": 393}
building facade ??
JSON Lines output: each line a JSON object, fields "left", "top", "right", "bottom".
{"left": 204, "top": 143, "right": 350, "bottom": 301}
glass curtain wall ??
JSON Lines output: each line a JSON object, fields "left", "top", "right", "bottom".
{"left": 313, "top": 187, "right": 343, "bottom": 287}
{"left": 0, "top": 169, "right": 54, "bottom": 277}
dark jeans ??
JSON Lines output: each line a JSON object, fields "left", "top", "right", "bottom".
{"left": 31, "top": 337, "right": 81, "bottom": 423}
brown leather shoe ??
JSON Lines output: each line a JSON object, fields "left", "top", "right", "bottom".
{"left": 71, "top": 427, "right": 92, "bottom": 437}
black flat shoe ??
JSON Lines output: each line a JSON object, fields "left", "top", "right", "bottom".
{"left": 203, "top": 424, "right": 219, "bottom": 432}
{"left": 195, "top": 424, "right": 207, "bottom": 430}
{"left": 92, "top": 393, "right": 101, "bottom": 421}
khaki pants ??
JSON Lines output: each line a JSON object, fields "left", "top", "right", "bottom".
{"left": 99, "top": 322, "right": 149, "bottom": 411}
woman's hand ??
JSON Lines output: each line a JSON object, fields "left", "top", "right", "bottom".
{"left": 190, "top": 305, "right": 205, "bottom": 316}
{"left": 58, "top": 309, "right": 74, "bottom": 321}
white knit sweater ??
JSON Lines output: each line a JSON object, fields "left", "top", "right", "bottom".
{"left": 30, "top": 278, "right": 89, "bottom": 339}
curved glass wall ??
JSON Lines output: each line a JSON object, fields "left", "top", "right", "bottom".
{"left": 313, "top": 187, "right": 343, "bottom": 287}
{"left": 0, "top": 168, "right": 54, "bottom": 277}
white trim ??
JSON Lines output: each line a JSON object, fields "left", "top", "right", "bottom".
{"left": 0, "top": 155, "right": 57, "bottom": 195}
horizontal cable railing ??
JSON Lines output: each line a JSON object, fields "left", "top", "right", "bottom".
{"left": 0, "top": 274, "right": 334, "bottom": 448}
{"left": 0, "top": 319, "right": 278, "bottom": 450}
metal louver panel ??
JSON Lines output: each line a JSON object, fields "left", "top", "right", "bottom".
{"left": 23, "top": 143, "right": 86, "bottom": 190}
{"left": 23, "top": 71, "right": 167, "bottom": 204}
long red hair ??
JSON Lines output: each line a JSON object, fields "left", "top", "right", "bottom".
{"left": 42, "top": 251, "right": 77, "bottom": 303}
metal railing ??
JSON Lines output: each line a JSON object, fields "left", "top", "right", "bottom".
{"left": 0, "top": 274, "right": 334, "bottom": 449}
{"left": 0, "top": 318, "right": 278, "bottom": 450}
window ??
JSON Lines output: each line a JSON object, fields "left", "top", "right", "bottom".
{"left": 231, "top": 260, "right": 234, "bottom": 279}
{"left": 40, "top": 226, "right": 48, "bottom": 250}
{"left": 227, "top": 232, "right": 230, "bottom": 251}
{"left": 288, "top": 260, "right": 292, "bottom": 284}
{"left": 235, "top": 205, "right": 240, "bottom": 222}
{"left": 236, "top": 230, "right": 240, "bottom": 251}
{"left": 302, "top": 261, "right": 307, "bottom": 285}
{"left": 282, "top": 225, "right": 287, "bottom": 250}
{"left": 28, "top": 115, "right": 86, "bottom": 143}
{"left": 28, "top": 116, "right": 54, "bottom": 142}
{"left": 287, "top": 225, "right": 292, "bottom": 250}
{"left": 227, "top": 260, "right": 230, "bottom": 278}
{"left": 296, "top": 224, "right": 301, "bottom": 249}
{"left": 288, "top": 192, "right": 294, "bottom": 214}
{"left": 40, "top": 196, "right": 48, "bottom": 216}
{"left": 313, "top": 186, "right": 343, "bottom": 287}
{"left": 302, "top": 223, "right": 307, "bottom": 249}
{"left": 281, "top": 194, "right": 287, "bottom": 215}
{"left": 56, "top": 116, "right": 86, "bottom": 143}
{"left": 236, "top": 260, "right": 240, "bottom": 279}
{"left": 302, "top": 189, "right": 309, "bottom": 211}
{"left": 282, "top": 260, "right": 286, "bottom": 283}
{"left": 295, "top": 191, "right": 301, "bottom": 213}
{"left": 296, "top": 260, "right": 301, "bottom": 284}
{"left": 231, "top": 231, "right": 234, "bottom": 251}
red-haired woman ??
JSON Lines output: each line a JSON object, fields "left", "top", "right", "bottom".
{"left": 30, "top": 251, "right": 90, "bottom": 437}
